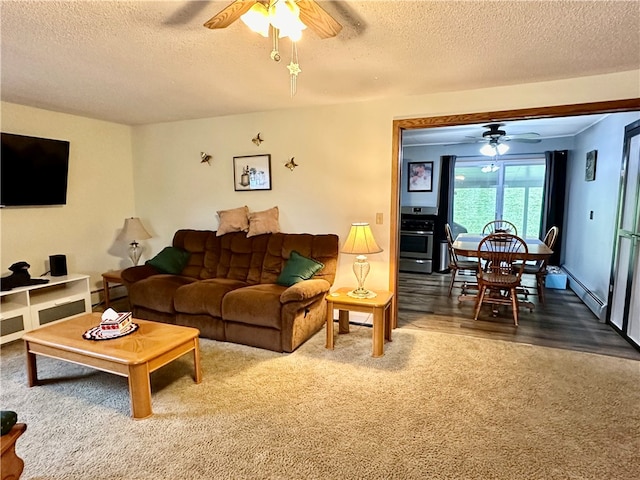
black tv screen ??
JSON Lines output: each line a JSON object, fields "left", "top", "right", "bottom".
{"left": 1, "top": 132, "right": 70, "bottom": 207}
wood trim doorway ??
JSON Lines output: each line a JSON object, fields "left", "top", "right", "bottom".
{"left": 389, "top": 98, "right": 640, "bottom": 327}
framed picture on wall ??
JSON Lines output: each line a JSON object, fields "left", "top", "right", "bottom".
{"left": 233, "top": 154, "right": 272, "bottom": 191}
{"left": 585, "top": 150, "right": 597, "bottom": 182}
{"left": 408, "top": 161, "right": 433, "bottom": 192}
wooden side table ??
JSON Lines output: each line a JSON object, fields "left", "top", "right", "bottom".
{"left": 325, "top": 287, "right": 394, "bottom": 357}
{"left": 1, "top": 423, "right": 26, "bottom": 480}
{"left": 102, "top": 270, "right": 124, "bottom": 308}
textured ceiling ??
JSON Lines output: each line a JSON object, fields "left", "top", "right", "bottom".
{"left": 1, "top": 1, "right": 639, "bottom": 125}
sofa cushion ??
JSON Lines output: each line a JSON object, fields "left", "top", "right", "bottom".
{"left": 276, "top": 251, "right": 324, "bottom": 287}
{"left": 203, "top": 231, "right": 269, "bottom": 283}
{"left": 172, "top": 229, "right": 216, "bottom": 279}
{"left": 216, "top": 206, "right": 249, "bottom": 236}
{"left": 146, "top": 246, "right": 191, "bottom": 274}
{"left": 174, "top": 278, "right": 249, "bottom": 317}
{"left": 260, "top": 233, "right": 339, "bottom": 285}
{"left": 222, "top": 284, "right": 286, "bottom": 329}
{"left": 128, "top": 274, "right": 197, "bottom": 314}
{"left": 247, "top": 206, "right": 280, "bottom": 237}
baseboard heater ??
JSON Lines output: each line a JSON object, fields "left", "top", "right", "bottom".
{"left": 562, "top": 266, "right": 607, "bottom": 322}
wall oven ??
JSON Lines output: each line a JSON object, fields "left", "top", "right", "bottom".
{"left": 399, "top": 206, "right": 437, "bottom": 274}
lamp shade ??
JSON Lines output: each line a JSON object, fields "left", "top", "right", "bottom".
{"left": 118, "top": 217, "right": 152, "bottom": 242}
{"left": 480, "top": 142, "right": 509, "bottom": 156}
{"left": 341, "top": 223, "right": 383, "bottom": 255}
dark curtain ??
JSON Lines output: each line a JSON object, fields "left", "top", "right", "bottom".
{"left": 434, "top": 155, "right": 456, "bottom": 270}
{"left": 541, "top": 150, "right": 567, "bottom": 265}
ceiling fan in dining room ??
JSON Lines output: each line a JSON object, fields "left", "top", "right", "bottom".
{"left": 464, "top": 123, "right": 542, "bottom": 156}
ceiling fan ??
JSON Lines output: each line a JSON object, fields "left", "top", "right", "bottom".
{"left": 463, "top": 123, "right": 542, "bottom": 156}
{"left": 203, "top": 0, "right": 343, "bottom": 39}
{"left": 466, "top": 123, "right": 542, "bottom": 144}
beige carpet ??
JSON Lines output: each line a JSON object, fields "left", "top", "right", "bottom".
{"left": 1, "top": 324, "right": 638, "bottom": 480}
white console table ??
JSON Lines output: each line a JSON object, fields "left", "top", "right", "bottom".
{"left": 0, "top": 273, "right": 91, "bottom": 345}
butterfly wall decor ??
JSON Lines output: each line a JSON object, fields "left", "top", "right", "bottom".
{"left": 284, "top": 157, "right": 298, "bottom": 171}
{"left": 252, "top": 133, "right": 264, "bottom": 146}
{"left": 200, "top": 152, "right": 212, "bottom": 165}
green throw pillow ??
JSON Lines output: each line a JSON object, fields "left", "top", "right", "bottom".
{"left": 146, "top": 247, "right": 190, "bottom": 274}
{"left": 1, "top": 410, "right": 17, "bottom": 436}
{"left": 276, "top": 251, "right": 324, "bottom": 287}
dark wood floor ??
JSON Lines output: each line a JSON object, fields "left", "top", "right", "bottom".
{"left": 397, "top": 271, "right": 640, "bottom": 360}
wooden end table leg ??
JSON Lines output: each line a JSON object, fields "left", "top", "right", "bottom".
{"left": 338, "top": 310, "right": 350, "bottom": 334}
{"left": 326, "top": 301, "right": 334, "bottom": 349}
{"left": 25, "top": 343, "right": 39, "bottom": 386}
{"left": 384, "top": 304, "right": 392, "bottom": 342}
{"left": 128, "top": 363, "right": 152, "bottom": 419}
{"left": 192, "top": 338, "right": 202, "bottom": 384}
{"left": 372, "top": 306, "right": 384, "bottom": 358}
{"left": 103, "top": 279, "right": 111, "bottom": 308}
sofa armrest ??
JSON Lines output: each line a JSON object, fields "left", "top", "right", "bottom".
{"left": 280, "top": 279, "right": 331, "bottom": 304}
{"left": 120, "top": 264, "right": 160, "bottom": 287}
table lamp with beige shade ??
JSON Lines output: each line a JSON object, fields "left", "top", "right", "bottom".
{"left": 341, "top": 223, "right": 383, "bottom": 299}
{"left": 118, "top": 217, "right": 152, "bottom": 266}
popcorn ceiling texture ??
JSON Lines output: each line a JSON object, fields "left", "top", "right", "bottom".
{"left": 1, "top": 1, "right": 638, "bottom": 125}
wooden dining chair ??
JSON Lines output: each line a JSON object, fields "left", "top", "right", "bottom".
{"left": 473, "top": 233, "right": 528, "bottom": 325}
{"left": 482, "top": 220, "right": 518, "bottom": 236}
{"left": 445, "top": 223, "right": 478, "bottom": 296}
{"left": 516, "top": 226, "right": 559, "bottom": 305}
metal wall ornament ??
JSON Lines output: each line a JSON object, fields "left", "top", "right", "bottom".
{"left": 284, "top": 157, "right": 298, "bottom": 171}
{"left": 200, "top": 152, "right": 212, "bottom": 165}
{"left": 252, "top": 133, "right": 264, "bottom": 146}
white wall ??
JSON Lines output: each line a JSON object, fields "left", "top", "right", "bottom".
{"left": 564, "top": 112, "right": 640, "bottom": 304}
{"left": 1, "top": 103, "right": 135, "bottom": 296}
{"left": 2, "top": 71, "right": 639, "bottom": 298}
{"left": 132, "top": 71, "right": 640, "bottom": 291}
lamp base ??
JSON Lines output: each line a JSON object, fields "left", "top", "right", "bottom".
{"left": 129, "top": 241, "right": 143, "bottom": 266}
{"left": 347, "top": 288, "right": 377, "bottom": 299}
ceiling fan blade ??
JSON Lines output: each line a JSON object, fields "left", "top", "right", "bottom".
{"left": 203, "top": 0, "right": 256, "bottom": 29}
{"left": 507, "top": 138, "right": 542, "bottom": 143}
{"left": 165, "top": 1, "right": 213, "bottom": 26}
{"left": 297, "top": 0, "right": 343, "bottom": 39}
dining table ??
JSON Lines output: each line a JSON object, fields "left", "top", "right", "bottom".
{"left": 451, "top": 233, "right": 554, "bottom": 310}
{"left": 452, "top": 233, "right": 554, "bottom": 260}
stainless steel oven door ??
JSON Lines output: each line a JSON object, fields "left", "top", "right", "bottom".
{"left": 399, "top": 231, "right": 434, "bottom": 259}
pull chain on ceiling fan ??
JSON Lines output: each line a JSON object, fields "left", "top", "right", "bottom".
{"left": 204, "top": 0, "right": 342, "bottom": 96}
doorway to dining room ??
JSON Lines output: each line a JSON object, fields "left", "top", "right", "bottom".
{"left": 390, "top": 99, "right": 640, "bottom": 354}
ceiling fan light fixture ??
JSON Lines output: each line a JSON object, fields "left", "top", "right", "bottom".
{"left": 480, "top": 142, "right": 509, "bottom": 156}
{"left": 481, "top": 163, "right": 500, "bottom": 173}
{"left": 270, "top": 0, "right": 306, "bottom": 40}
{"left": 240, "top": 3, "right": 270, "bottom": 37}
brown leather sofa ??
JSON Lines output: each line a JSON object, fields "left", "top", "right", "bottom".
{"left": 121, "top": 229, "right": 339, "bottom": 353}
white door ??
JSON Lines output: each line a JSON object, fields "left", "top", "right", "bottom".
{"left": 609, "top": 120, "right": 640, "bottom": 347}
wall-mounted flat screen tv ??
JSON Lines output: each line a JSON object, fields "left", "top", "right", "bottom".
{"left": 1, "top": 132, "right": 70, "bottom": 207}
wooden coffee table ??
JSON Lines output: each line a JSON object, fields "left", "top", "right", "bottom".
{"left": 22, "top": 313, "right": 201, "bottom": 419}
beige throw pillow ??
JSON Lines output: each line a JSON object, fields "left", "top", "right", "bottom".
{"left": 247, "top": 206, "right": 280, "bottom": 237}
{"left": 216, "top": 206, "right": 250, "bottom": 236}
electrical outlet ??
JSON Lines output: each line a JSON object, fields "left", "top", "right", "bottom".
{"left": 376, "top": 212, "right": 383, "bottom": 225}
